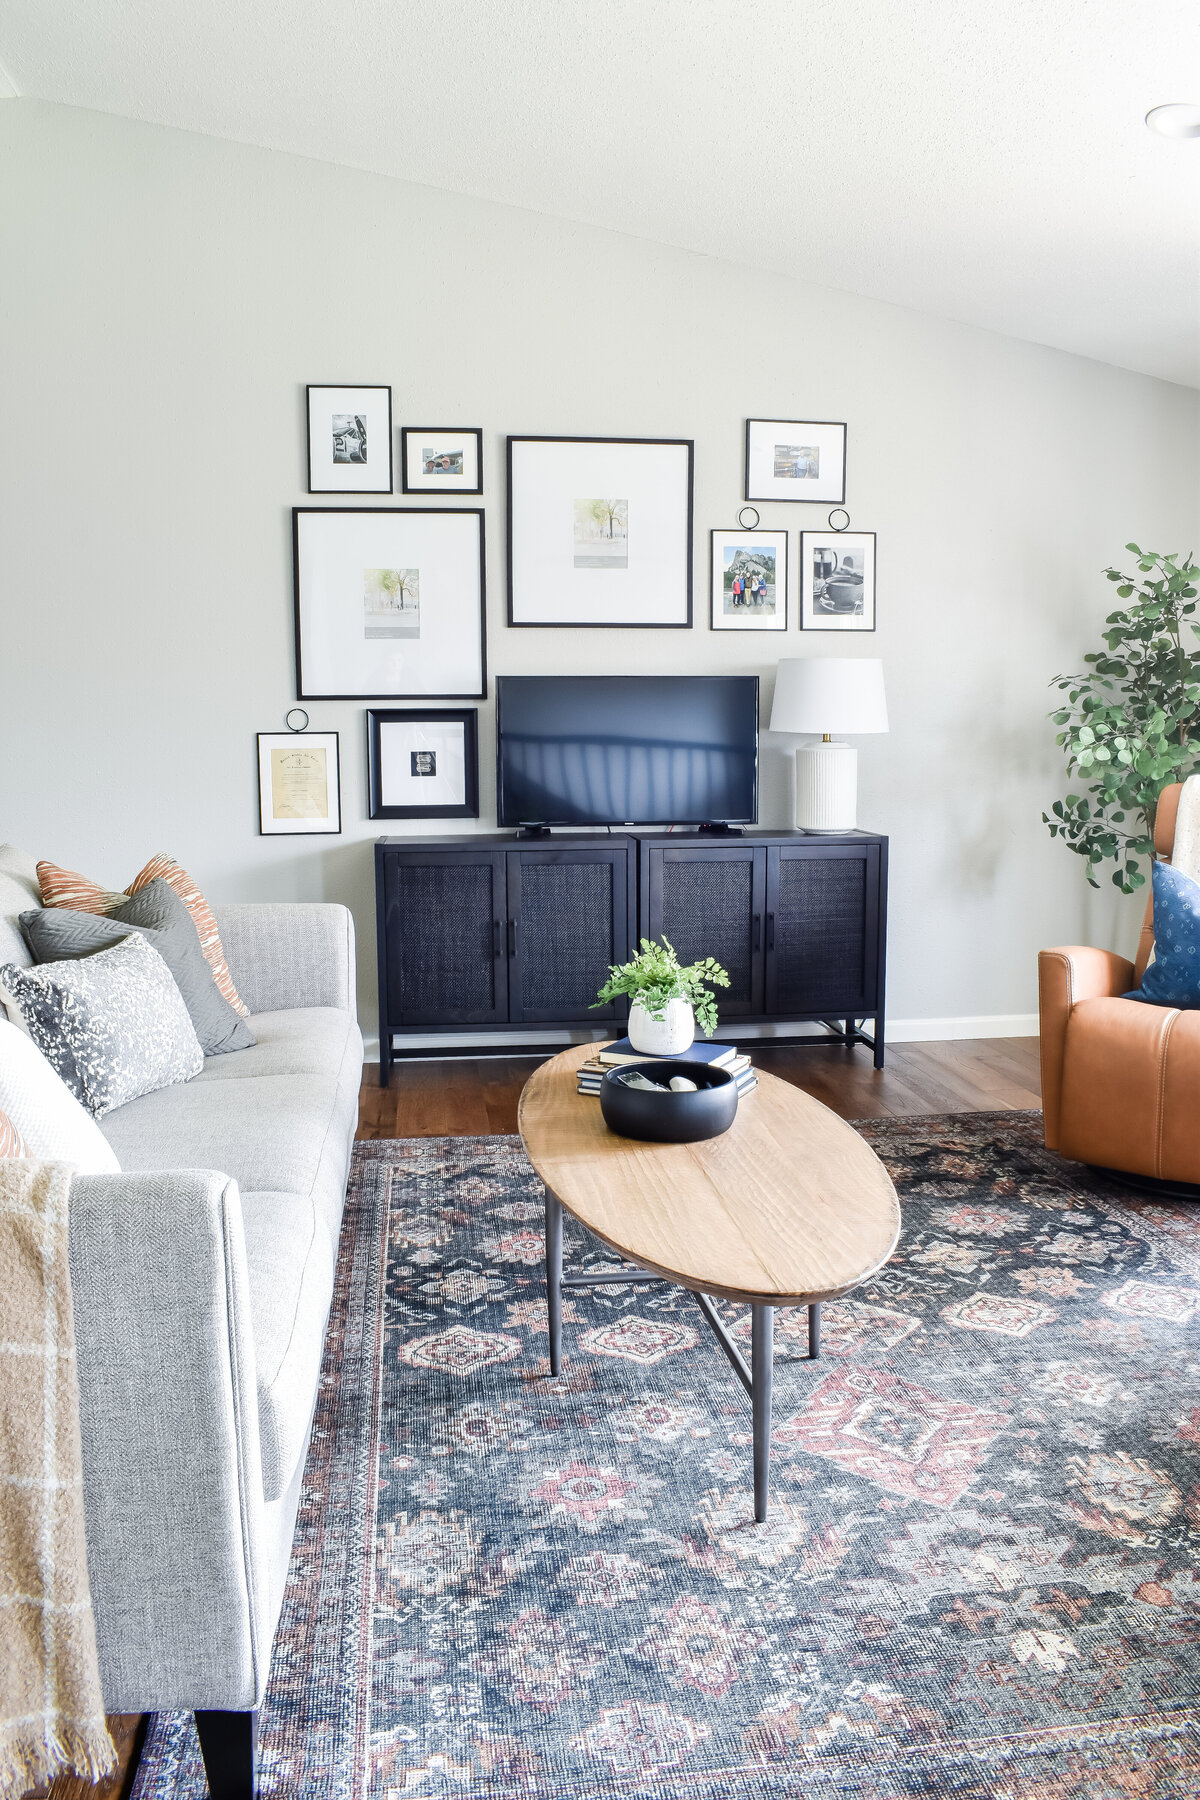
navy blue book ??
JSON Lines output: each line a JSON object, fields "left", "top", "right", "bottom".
{"left": 596, "top": 1038, "right": 736, "bottom": 1067}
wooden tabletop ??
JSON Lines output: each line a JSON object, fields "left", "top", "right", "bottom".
{"left": 518, "top": 1044, "right": 901, "bottom": 1307}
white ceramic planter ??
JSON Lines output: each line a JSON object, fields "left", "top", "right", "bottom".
{"left": 627, "top": 998, "right": 695, "bottom": 1057}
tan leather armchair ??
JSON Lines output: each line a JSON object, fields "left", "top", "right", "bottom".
{"left": 1039, "top": 782, "right": 1200, "bottom": 1183}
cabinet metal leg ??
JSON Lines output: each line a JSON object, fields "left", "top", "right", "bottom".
{"left": 545, "top": 1188, "right": 563, "bottom": 1376}
{"left": 751, "top": 1304, "right": 774, "bottom": 1523}
{"left": 809, "top": 1301, "right": 822, "bottom": 1359}
{"left": 874, "top": 1012, "right": 886, "bottom": 1069}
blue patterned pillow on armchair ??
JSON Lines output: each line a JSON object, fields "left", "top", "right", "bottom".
{"left": 1126, "top": 860, "right": 1200, "bottom": 1007}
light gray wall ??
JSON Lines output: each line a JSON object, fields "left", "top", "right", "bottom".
{"left": 3, "top": 102, "right": 1198, "bottom": 1046}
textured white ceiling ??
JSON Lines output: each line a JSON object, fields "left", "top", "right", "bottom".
{"left": 3, "top": 0, "right": 1199, "bottom": 385}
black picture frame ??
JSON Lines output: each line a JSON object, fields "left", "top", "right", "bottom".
{"left": 292, "top": 506, "right": 487, "bottom": 700}
{"left": 400, "top": 427, "right": 484, "bottom": 495}
{"left": 709, "top": 527, "right": 789, "bottom": 632}
{"left": 744, "top": 418, "right": 847, "bottom": 505}
{"left": 306, "top": 384, "right": 393, "bottom": 494}
{"left": 506, "top": 435, "right": 694, "bottom": 628}
{"left": 256, "top": 731, "right": 342, "bottom": 835}
{"left": 800, "top": 529, "right": 877, "bottom": 632}
{"left": 367, "top": 708, "right": 480, "bottom": 819}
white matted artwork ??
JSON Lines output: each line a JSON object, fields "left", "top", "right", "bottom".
{"left": 306, "top": 385, "right": 393, "bottom": 493}
{"left": 745, "top": 418, "right": 847, "bottom": 505}
{"left": 293, "top": 508, "right": 485, "bottom": 698}
{"left": 367, "top": 709, "right": 479, "bottom": 819}
{"left": 800, "top": 530, "right": 877, "bottom": 632}
{"left": 507, "top": 436, "right": 693, "bottom": 626}
{"left": 257, "top": 732, "right": 341, "bottom": 835}
{"left": 401, "top": 427, "right": 483, "bottom": 495}
{"left": 710, "top": 528, "right": 788, "bottom": 632}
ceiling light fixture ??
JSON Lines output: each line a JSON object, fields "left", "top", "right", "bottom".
{"left": 1145, "top": 103, "right": 1200, "bottom": 138}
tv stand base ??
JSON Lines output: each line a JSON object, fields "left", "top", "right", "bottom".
{"left": 697, "top": 822, "right": 744, "bottom": 836}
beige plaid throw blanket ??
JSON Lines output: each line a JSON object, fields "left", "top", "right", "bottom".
{"left": 0, "top": 1160, "right": 114, "bottom": 1798}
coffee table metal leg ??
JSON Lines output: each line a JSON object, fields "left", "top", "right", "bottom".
{"left": 809, "top": 1301, "right": 822, "bottom": 1359}
{"left": 751, "top": 1304, "right": 774, "bottom": 1523}
{"left": 545, "top": 1188, "right": 563, "bottom": 1376}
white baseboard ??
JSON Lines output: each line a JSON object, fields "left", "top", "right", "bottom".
{"left": 362, "top": 1014, "right": 1039, "bottom": 1062}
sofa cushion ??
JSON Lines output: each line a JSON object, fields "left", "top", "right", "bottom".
{"left": 98, "top": 1006, "right": 362, "bottom": 1498}
{"left": 0, "top": 1019, "right": 121, "bottom": 1173}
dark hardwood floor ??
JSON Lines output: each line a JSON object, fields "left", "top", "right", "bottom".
{"left": 49, "top": 1035, "right": 1039, "bottom": 1800}
{"left": 357, "top": 1036, "right": 1042, "bottom": 1139}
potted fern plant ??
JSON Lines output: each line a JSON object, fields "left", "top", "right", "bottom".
{"left": 593, "top": 938, "right": 730, "bottom": 1056}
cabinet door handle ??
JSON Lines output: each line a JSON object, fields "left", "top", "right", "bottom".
{"left": 492, "top": 918, "right": 501, "bottom": 958}
{"left": 766, "top": 912, "right": 775, "bottom": 950}
{"left": 507, "top": 919, "right": 516, "bottom": 957}
{"left": 752, "top": 913, "right": 761, "bottom": 951}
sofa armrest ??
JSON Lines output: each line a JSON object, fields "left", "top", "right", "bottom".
{"left": 69, "top": 1169, "right": 268, "bottom": 1713}
{"left": 211, "top": 902, "right": 356, "bottom": 1016}
{"left": 1038, "top": 947, "right": 1135, "bottom": 1150}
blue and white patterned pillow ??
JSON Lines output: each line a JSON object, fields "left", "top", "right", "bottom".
{"left": 0, "top": 932, "right": 203, "bottom": 1116}
{"left": 1126, "top": 861, "right": 1200, "bottom": 1008}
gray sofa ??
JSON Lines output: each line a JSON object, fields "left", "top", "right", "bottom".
{"left": 0, "top": 847, "right": 363, "bottom": 1797}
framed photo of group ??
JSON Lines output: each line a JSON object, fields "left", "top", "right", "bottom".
{"left": 745, "top": 418, "right": 846, "bottom": 505}
{"left": 401, "top": 428, "right": 483, "bottom": 495}
{"left": 292, "top": 507, "right": 486, "bottom": 699}
{"left": 507, "top": 435, "right": 694, "bottom": 627}
{"left": 709, "top": 528, "right": 788, "bottom": 631}
{"left": 800, "top": 530, "right": 876, "bottom": 632}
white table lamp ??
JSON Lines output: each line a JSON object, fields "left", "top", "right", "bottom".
{"left": 769, "top": 658, "right": 889, "bottom": 831}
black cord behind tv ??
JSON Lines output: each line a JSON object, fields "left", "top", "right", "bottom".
{"left": 495, "top": 675, "right": 759, "bottom": 829}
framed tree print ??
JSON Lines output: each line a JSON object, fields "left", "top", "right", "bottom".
{"left": 367, "top": 709, "right": 479, "bottom": 819}
{"left": 507, "top": 436, "right": 693, "bottom": 626}
{"left": 745, "top": 418, "right": 846, "bottom": 505}
{"left": 257, "top": 731, "right": 341, "bottom": 834}
{"left": 293, "top": 507, "right": 486, "bottom": 699}
{"left": 800, "top": 530, "right": 876, "bottom": 631}
{"left": 306, "top": 385, "right": 393, "bottom": 493}
{"left": 710, "top": 528, "right": 788, "bottom": 631}
{"left": 401, "top": 427, "right": 483, "bottom": 495}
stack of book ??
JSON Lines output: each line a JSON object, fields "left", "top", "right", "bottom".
{"left": 577, "top": 1037, "right": 757, "bottom": 1098}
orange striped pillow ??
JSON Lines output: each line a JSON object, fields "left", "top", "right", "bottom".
{"left": 37, "top": 856, "right": 249, "bottom": 1018}
{"left": 0, "top": 1108, "right": 26, "bottom": 1157}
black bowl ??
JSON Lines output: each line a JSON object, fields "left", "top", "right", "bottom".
{"left": 599, "top": 1060, "right": 739, "bottom": 1144}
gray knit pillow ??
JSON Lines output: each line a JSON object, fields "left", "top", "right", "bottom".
{"left": 0, "top": 933, "right": 203, "bottom": 1117}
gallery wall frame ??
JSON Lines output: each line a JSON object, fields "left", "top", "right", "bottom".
{"left": 306, "top": 385, "right": 393, "bottom": 494}
{"left": 293, "top": 507, "right": 487, "bottom": 700}
{"left": 257, "top": 730, "right": 342, "bottom": 835}
{"left": 401, "top": 427, "right": 484, "bottom": 495}
{"left": 709, "top": 527, "right": 789, "bottom": 632}
{"left": 507, "top": 435, "right": 694, "bottom": 628}
{"left": 745, "top": 418, "right": 847, "bottom": 505}
{"left": 366, "top": 708, "right": 480, "bottom": 820}
{"left": 799, "top": 529, "right": 877, "bottom": 632}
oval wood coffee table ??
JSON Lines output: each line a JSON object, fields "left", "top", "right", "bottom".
{"left": 518, "top": 1043, "right": 901, "bottom": 1521}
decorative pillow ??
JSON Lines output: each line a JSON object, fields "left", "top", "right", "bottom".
{"left": 0, "top": 934, "right": 204, "bottom": 1117}
{"left": 0, "top": 1021, "right": 121, "bottom": 1171}
{"left": 37, "top": 855, "right": 249, "bottom": 1018}
{"left": 0, "top": 1106, "right": 26, "bottom": 1157}
{"left": 21, "top": 878, "right": 255, "bottom": 1058}
{"left": 1126, "top": 861, "right": 1200, "bottom": 1008}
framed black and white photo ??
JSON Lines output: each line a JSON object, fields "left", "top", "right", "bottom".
{"left": 293, "top": 507, "right": 486, "bottom": 699}
{"left": 367, "top": 709, "right": 479, "bottom": 820}
{"left": 306, "top": 385, "right": 393, "bottom": 493}
{"left": 710, "top": 528, "right": 788, "bottom": 632}
{"left": 401, "top": 427, "right": 483, "bottom": 495}
{"left": 745, "top": 418, "right": 846, "bottom": 505}
{"left": 508, "top": 436, "right": 693, "bottom": 627}
{"left": 257, "top": 731, "right": 341, "bottom": 835}
{"left": 800, "top": 530, "right": 876, "bottom": 632}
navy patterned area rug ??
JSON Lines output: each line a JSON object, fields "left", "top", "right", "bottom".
{"left": 133, "top": 1114, "right": 1200, "bottom": 1799}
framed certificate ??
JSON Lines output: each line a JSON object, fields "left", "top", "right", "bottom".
{"left": 257, "top": 732, "right": 342, "bottom": 835}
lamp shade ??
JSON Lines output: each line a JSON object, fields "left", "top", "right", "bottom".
{"left": 769, "top": 657, "right": 889, "bottom": 735}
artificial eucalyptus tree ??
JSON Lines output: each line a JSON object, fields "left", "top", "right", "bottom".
{"left": 1045, "top": 545, "right": 1200, "bottom": 893}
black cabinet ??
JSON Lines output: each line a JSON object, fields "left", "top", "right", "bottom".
{"left": 376, "top": 836, "right": 635, "bottom": 1082}
{"left": 637, "top": 831, "right": 887, "bottom": 1066}
{"left": 376, "top": 828, "right": 887, "bottom": 1081}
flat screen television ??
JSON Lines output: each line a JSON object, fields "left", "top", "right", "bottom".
{"left": 495, "top": 675, "right": 759, "bottom": 827}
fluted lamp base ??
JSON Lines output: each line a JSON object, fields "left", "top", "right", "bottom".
{"left": 795, "top": 739, "right": 857, "bottom": 832}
